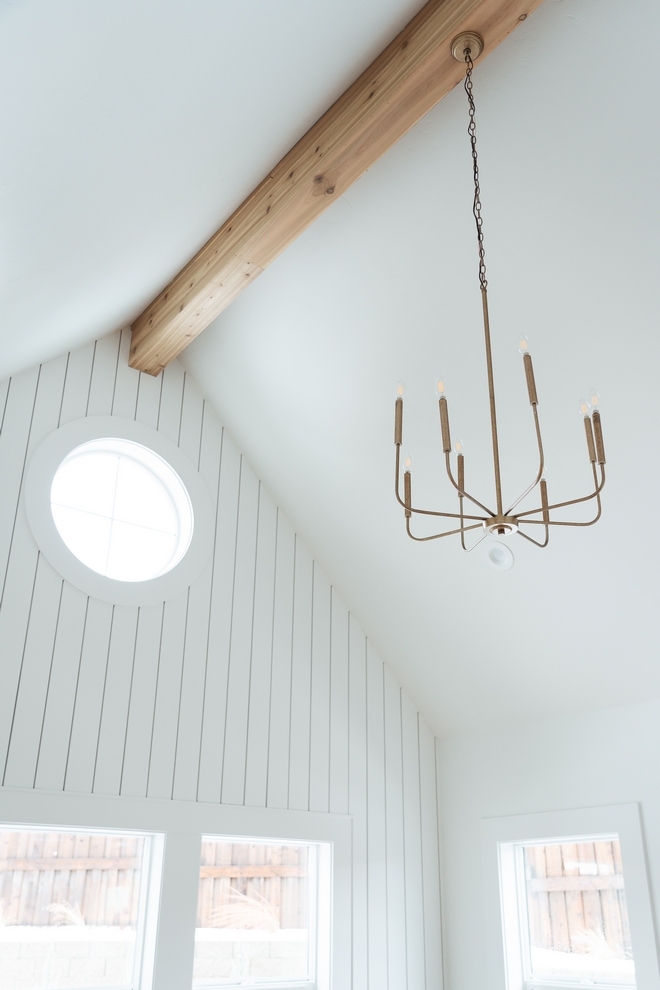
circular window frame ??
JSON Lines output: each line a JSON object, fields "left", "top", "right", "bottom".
{"left": 25, "top": 417, "right": 214, "bottom": 606}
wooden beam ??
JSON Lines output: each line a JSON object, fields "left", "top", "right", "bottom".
{"left": 130, "top": 0, "right": 544, "bottom": 375}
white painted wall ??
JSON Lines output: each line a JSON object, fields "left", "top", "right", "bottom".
{"left": 0, "top": 327, "right": 442, "bottom": 989}
{"left": 437, "top": 698, "right": 660, "bottom": 990}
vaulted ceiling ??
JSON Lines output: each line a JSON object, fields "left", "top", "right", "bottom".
{"left": 2, "top": 0, "right": 659, "bottom": 736}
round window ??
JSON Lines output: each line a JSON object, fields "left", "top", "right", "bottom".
{"left": 50, "top": 438, "right": 194, "bottom": 582}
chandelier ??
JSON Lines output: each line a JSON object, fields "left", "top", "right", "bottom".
{"left": 394, "top": 32, "right": 605, "bottom": 551}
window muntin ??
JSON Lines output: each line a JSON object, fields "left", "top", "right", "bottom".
{"left": 0, "top": 826, "right": 156, "bottom": 990}
{"left": 193, "top": 838, "right": 317, "bottom": 988}
{"left": 516, "top": 835, "right": 635, "bottom": 988}
{"left": 50, "top": 438, "right": 193, "bottom": 582}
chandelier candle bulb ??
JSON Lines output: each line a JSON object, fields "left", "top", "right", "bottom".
{"left": 523, "top": 353, "right": 538, "bottom": 405}
{"left": 584, "top": 415, "right": 597, "bottom": 463}
{"left": 394, "top": 397, "right": 403, "bottom": 446}
{"left": 592, "top": 410, "right": 606, "bottom": 464}
{"left": 439, "top": 396, "right": 451, "bottom": 452}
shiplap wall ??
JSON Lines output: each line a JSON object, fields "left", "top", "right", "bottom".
{"left": 0, "top": 328, "right": 442, "bottom": 989}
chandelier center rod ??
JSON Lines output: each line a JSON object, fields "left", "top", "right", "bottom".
{"left": 464, "top": 49, "right": 503, "bottom": 516}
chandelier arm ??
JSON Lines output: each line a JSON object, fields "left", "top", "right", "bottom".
{"left": 395, "top": 446, "right": 483, "bottom": 520}
{"left": 396, "top": 449, "right": 486, "bottom": 521}
{"left": 459, "top": 497, "right": 489, "bottom": 552}
{"left": 406, "top": 519, "right": 483, "bottom": 542}
{"left": 444, "top": 452, "right": 495, "bottom": 517}
{"left": 517, "top": 527, "right": 549, "bottom": 549}
{"left": 521, "top": 468, "right": 602, "bottom": 528}
{"left": 515, "top": 465, "right": 605, "bottom": 518}
{"left": 411, "top": 506, "right": 486, "bottom": 521}
{"left": 505, "top": 404, "right": 545, "bottom": 516}
{"left": 394, "top": 444, "right": 407, "bottom": 510}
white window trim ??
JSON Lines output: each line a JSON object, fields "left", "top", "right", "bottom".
{"left": 0, "top": 787, "right": 352, "bottom": 990}
{"left": 481, "top": 804, "right": 660, "bottom": 990}
{"left": 25, "top": 416, "right": 215, "bottom": 606}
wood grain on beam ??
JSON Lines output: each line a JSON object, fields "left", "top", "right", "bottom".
{"left": 130, "top": 0, "right": 543, "bottom": 375}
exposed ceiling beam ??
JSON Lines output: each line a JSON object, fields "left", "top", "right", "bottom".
{"left": 130, "top": 0, "right": 544, "bottom": 376}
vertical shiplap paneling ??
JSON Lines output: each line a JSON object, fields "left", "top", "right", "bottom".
{"left": 93, "top": 605, "right": 140, "bottom": 796}
{"left": 401, "top": 693, "right": 426, "bottom": 990}
{"left": 173, "top": 392, "right": 221, "bottom": 801}
{"left": 171, "top": 376, "right": 210, "bottom": 802}
{"left": 135, "top": 365, "right": 163, "bottom": 430}
{"left": 0, "top": 367, "right": 41, "bottom": 772}
{"left": 0, "top": 329, "right": 444, "bottom": 989}
{"left": 383, "top": 666, "right": 407, "bottom": 990}
{"left": 146, "top": 590, "right": 189, "bottom": 800}
{"left": 349, "top": 615, "right": 369, "bottom": 990}
{"left": 86, "top": 333, "right": 121, "bottom": 417}
{"left": 243, "top": 488, "right": 278, "bottom": 808}
{"left": 265, "top": 512, "right": 295, "bottom": 810}
{"left": 110, "top": 327, "right": 140, "bottom": 419}
{"left": 144, "top": 341, "right": 195, "bottom": 801}
{"left": 0, "top": 368, "right": 39, "bottom": 594}
{"left": 196, "top": 430, "right": 241, "bottom": 804}
{"left": 419, "top": 716, "right": 443, "bottom": 989}
{"left": 35, "top": 343, "right": 98, "bottom": 790}
{"left": 329, "top": 589, "right": 349, "bottom": 815}
{"left": 119, "top": 603, "right": 165, "bottom": 798}
{"left": 62, "top": 332, "right": 122, "bottom": 793}
{"left": 64, "top": 599, "right": 115, "bottom": 792}
{"left": 155, "top": 360, "right": 185, "bottom": 443}
{"left": 1, "top": 354, "right": 70, "bottom": 787}
{"left": 366, "top": 643, "right": 388, "bottom": 990}
{"left": 2, "top": 559, "right": 64, "bottom": 788}
{"left": 220, "top": 460, "right": 260, "bottom": 805}
{"left": 58, "top": 341, "right": 95, "bottom": 426}
{"left": 33, "top": 583, "right": 89, "bottom": 791}
{"left": 288, "top": 538, "right": 314, "bottom": 812}
{"left": 309, "top": 566, "right": 331, "bottom": 814}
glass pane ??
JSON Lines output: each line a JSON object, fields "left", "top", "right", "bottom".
{"left": 523, "top": 837, "right": 635, "bottom": 985}
{"left": 193, "top": 839, "right": 312, "bottom": 987}
{"left": 0, "top": 828, "right": 147, "bottom": 989}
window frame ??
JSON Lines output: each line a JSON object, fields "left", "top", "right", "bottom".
{"left": 0, "top": 788, "right": 351, "bottom": 990}
{"left": 481, "top": 804, "right": 660, "bottom": 990}
{"left": 24, "top": 416, "right": 215, "bottom": 606}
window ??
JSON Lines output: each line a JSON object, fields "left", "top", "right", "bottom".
{"left": 25, "top": 416, "right": 214, "bottom": 606}
{"left": 0, "top": 793, "right": 350, "bottom": 990}
{"left": 0, "top": 826, "right": 160, "bottom": 990}
{"left": 193, "top": 837, "right": 330, "bottom": 989}
{"left": 51, "top": 438, "right": 193, "bottom": 583}
{"left": 484, "top": 805, "right": 660, "bottom": 990}
{"left": 511, "top": 835, "right": 635, "bottom": 989}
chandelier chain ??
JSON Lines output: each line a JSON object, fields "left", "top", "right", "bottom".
{"left": 464, "top": 51, "right": 487, "bottom": 290}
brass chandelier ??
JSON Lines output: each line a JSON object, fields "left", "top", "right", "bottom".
{"left": 394, "top": 32, "right": 605, "bottom": 550}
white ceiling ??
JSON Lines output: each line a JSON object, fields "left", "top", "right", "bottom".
{"left": 3, "top": 0, "right": 660, "bottom": 737}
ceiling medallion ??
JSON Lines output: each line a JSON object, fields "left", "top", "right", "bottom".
{"left": 394, "top": 33, "right": 605, "bottom": 551}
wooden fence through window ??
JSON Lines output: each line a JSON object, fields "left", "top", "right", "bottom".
{"left": 0, "top": 830, "right": 144, "bottom": 928}
{"left": 525, "top": 839, "right": 633, "bottom": 960}
{"left": 196, "top": 841, "right": 309, "bottom": 930}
